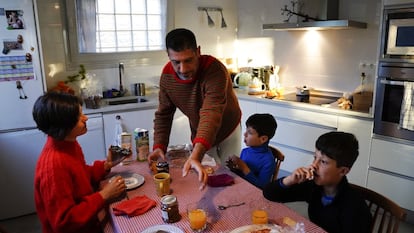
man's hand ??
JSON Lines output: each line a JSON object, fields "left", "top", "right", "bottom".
{"left": 147, "top": 148, "right": 165, "bottom": 163}
{"left": 182, "top": 157, "right": 208, "bottom": 190}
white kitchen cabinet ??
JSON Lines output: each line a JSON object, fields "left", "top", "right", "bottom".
{"left": 367, "top": 169, "right": 414, "bottom": 211}
{"left": 77, "top": 114, "right": 106, "bottom": 165}
{"left": 367, "top": 137, "right": 414, "bottom": 211}
{"left": 337, "top": 116, "right": 373, "bottom": 186}
{"left": 238, "top": 97, "right": 374, "bottom": 187}
{"left": 256, "top": 101, "right": 337, "bottom": 172}
{"left": 103, "top": 109, "right": 157, "bottom": 160}
{"left": 370, "top": 138, "right": 414, "bottom": 178}
{"left": 238, "top": 99, "right": 257, "bottom": 146}
{"left": 103, "top": 108, "right": 191, "bottom": 159}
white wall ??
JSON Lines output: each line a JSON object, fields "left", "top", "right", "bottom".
{"left": 36, "top": 0, "right": 238, "bottom": 92}
{"left": 37, "top": 0, "right": 383, "bottom": 95}
{"left": 237, "top": 0, "right": 381, "bottom": 93}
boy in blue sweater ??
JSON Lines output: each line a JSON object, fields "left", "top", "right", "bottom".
{"left": 226, "top": 113, "right": 277, "bottom": 189}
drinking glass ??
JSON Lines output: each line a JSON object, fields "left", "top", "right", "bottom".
{"left": 187, "top": 203, "right": 207, "bottom": 232}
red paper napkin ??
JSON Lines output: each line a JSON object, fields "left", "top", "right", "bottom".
{"left": 207, "top": 174, "right": 235, "bottom": 187}
{"left": 113, "top": 195, "right": 156, "bottom": 217}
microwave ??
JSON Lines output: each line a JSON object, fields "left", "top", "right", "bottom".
{"left": 381, "top": 5, "right": 414, "bottom": 61}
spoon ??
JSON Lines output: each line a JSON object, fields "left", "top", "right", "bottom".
{"left": 217, "top": 202, "right": 246, "bottom": 210}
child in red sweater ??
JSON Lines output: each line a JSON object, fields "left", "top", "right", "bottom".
{"left": 33, "top": 91, "right": 127, "bottom": 233}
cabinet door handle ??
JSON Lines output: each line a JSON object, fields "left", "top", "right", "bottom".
{"left": 379, "top": 79, "right": 405, "bottom": 86}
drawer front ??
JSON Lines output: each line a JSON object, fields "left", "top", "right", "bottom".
{"left": 370, "top": 138, "right": 414, "bottom": 178}
{"left": 272, "top": 143, "right": 314, "bottom": 173}
{"left": 257, "top": 103, "right": 338, "bottom": 128}
{"left": 367, "top": 169, "right": 414, "bottom": 211}
{"left": 273, "top": 118, "right": 335, "bottom": 152}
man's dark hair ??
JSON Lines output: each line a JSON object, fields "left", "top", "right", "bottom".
{"left": 246, "top": 113, "right": 277, "bottom": 140}
{"left": 315, "top": 131, "right": 359, "bottom": 168}
{"left": 166, "top": 28, "right": 197, "bottom": 52}
{"left": 32, "top": 91, "right": 82, "bottom": 140}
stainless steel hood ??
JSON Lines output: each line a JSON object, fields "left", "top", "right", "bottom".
{"left": 263, "top": 20, "right": 367, "bottom": 31}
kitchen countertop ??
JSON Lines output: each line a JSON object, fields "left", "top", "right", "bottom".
{"left": 83, "top": 89, "right": 373, "bottom": 120}
{"left": 235, "top": 89, "right": 373, "bottom": 119}
{"left": 83, "top": 92, "right": 159, "bottom": 115}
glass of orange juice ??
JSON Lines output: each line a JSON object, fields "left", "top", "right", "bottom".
{"left": 187, "top": 203, "right": 207, "bottom": 232}
{"left": 252, "top": 209, "right": 268, "bottom": 224}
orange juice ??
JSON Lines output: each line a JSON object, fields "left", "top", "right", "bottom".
{"left": 252, "top": 209, "right": 268, "bottom": 224}
{"left": 188, "top": 208, "right": 207, "bottom": 231}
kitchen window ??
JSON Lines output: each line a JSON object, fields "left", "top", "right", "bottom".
{"left": 65, "top": 0, "right": 171, "bottom": 69}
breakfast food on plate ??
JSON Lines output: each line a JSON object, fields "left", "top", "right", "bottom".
{"left": 249, "top": 229, "right": 271, "bottom": 233}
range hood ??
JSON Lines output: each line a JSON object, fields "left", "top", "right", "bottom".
{"left": 264, "top": 0, "right": 367, "bottom": 31}
{"left": 263, "top": 20, "right": 367, "bottom": 31}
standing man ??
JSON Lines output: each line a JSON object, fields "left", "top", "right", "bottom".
{"left": 148, "top": 28, "right": 242, "bottom": 190}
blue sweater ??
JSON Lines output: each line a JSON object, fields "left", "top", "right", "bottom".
{"left": 240, "top": 144, "right": 276, "bottom": 189}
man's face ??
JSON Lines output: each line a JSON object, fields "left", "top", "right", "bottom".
{"left": 311, "top": 149, "right": 349, "bottom": 187}
{"left": 167, "top": 47, "right": 200, "bottom": 80}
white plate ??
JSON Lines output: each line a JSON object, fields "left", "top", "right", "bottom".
{"left": 110, "top": 173, "right": 145, "bottom": 190}
{"left": 124, "top": 173, "right": 145, "bottom": 190}
{"left": 229, "top": 224, "right": 281, "bottom": 233}
{"left": 141, "top": 224, "right": 184, "bottom": 233}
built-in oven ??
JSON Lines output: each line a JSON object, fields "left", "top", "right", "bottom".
{"left": 374, "top": 62, "right": 414, "bottom": 141}
{"left": 380, "top": 4, "right": 414, "bottom": 62}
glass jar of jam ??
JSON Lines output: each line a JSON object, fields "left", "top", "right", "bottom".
{"left": 160, "top": 195, "right": 180, "bottom": 223}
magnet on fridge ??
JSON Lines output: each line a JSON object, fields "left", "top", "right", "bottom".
{"left": 2, "top": 47, "right": 10, "bottom": 55}
{"left": 17, "top": 34, "right": 23, "bottom": 43}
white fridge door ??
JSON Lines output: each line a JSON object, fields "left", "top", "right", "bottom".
{"left": 0, "top": 129, "right": 46, "bottom": 219}
{"left": 0, "top": 0, "right": 44, "bottom": 131}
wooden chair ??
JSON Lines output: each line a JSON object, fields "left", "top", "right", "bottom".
{"left": 350, "top": 183, "right": 407, "bottom": 233}
{"left": 269, "top": 146, "right": 285, "bottom": 181}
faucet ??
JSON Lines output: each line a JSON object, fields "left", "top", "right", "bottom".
{"left": 119, "top": 63, "right": 124, "bottom": 94}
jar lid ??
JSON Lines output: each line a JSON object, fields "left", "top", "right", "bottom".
{"left": 161, "top": 195, "right": 177, "bottom": 205}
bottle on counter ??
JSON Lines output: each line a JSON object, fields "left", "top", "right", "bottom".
{"left": 114, "top": 115, "right": 123, "bottom": 147}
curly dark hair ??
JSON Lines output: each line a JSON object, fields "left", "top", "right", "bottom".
{"left": 32, "top": 91, "right": 82, "bottom": 140}
{"left": 315, "top": 131, "right": 359, "bottom": 168}
{"left": 246, "top": 113, "right": 277, "bottom": 140}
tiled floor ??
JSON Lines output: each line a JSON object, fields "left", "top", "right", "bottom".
{"left": 0, "top": 204, "right": 413, "bottom": 233}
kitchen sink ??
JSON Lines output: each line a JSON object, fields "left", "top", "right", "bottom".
{"left": 105, "top": 96, "right": 148, "bottom": 105}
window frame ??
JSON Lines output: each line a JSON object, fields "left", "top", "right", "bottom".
{"left": 63, "top": 0, "right": 173, "bottom": 70}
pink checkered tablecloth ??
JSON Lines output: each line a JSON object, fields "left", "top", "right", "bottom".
{"left": 103, "top": 162, "right": 326, "bottom": 233}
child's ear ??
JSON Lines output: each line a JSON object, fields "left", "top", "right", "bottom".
{"left": 260, "top": 135, "right": 269, "bottom": 144}
{"left": 339, "top": 167, "right": 350, "bottom": 176}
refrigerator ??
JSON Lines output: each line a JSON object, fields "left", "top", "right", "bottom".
{"left": 0, "top": 0, "right": 46, "bottom": 219}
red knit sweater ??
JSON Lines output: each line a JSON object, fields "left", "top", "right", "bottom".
{"left": 34, "top": 136, "right": 108, "bottom": 233}
{"left": 153, "top": 55, "right": 241, "bottom": 152}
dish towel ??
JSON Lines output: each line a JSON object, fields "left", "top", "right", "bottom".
{"left": 399, "top": 82, "right": 414, "bottom": 131}
{"left": 207, "top": 174, "right": 234, "bottom": 187}
{"left": 113, "top": 195, "right": 156, "bottom": 217}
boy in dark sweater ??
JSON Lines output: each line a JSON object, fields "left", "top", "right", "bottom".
{"left": 263, "top": 131, "right": 371, "bottom": 233}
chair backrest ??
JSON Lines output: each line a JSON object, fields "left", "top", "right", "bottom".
{"left": 269, "top": 146, "right": 285, "bottom": 181}
{"left": 349, "top": 183, "right": 407, "bottom": 233}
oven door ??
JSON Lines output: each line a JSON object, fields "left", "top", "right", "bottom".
{"left": 374, "top": 77, "right": 414, "bottom": 141}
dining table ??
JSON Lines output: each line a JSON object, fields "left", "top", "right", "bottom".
{"left": 102, "top": 160, "right": 327, "bottom": 233}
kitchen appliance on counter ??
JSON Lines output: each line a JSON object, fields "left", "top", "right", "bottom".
{"left": 374, "top": 62, "right": 414, "bottom": 141}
